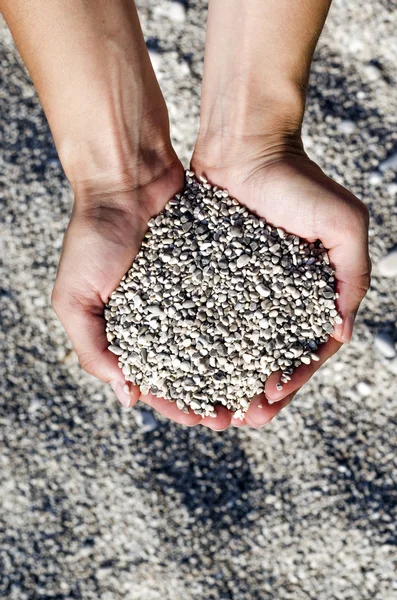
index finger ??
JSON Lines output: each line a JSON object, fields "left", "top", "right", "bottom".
{"left": 316, "top": 200, "right": 371, "bottom": 343}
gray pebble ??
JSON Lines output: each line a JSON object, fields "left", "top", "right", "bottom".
{"left": 237, "top": 254, "right": 251, "bottom": 268}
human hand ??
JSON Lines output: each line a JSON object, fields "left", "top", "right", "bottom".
{"left": 52, "top": 160, "right": 236, "bottom": 430}
{"left": 191, "top": 136, "right": 371, "bottom": 429}
{"left": 50, "top": 161, "right": 188, "bottom": 425}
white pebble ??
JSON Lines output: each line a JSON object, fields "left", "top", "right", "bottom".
{"left": 379, "top": 152, "right": 397, "bottom": 173}
{"left": 377, "top": 248, "right": 397, "bottom": 278}
{"left": 168, "top": 1, "right": 186, "bottom": 23}
{"left": 356, "top": 381, "right": 372, "bottom": 397}
{"left": 256, "top": 284, "right": 271, "bottom": 298}
{"left": 338, "top": 120, "right": 356, "bottom": 135}
{"left": 108, "top": 344, "right": 123, "bottom": 356}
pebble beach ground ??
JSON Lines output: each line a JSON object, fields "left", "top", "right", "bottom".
{"left": 0, "top": 1, "right": 396, "bottom": 599}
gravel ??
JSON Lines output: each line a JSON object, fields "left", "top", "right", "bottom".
{"left": 106, "top": 172, "right": 338, "bottom": 418}
{"left": 1, "top": 1, "right": 397, "bottom": 599}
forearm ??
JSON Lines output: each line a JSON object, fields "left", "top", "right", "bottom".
{"left": 198, "top": 0, "right": 331, "bottom": 147}
{"left": 0, "top": 0, "right": 175, "bottom": 192}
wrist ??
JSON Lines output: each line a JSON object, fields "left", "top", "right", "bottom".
{"left": 71, "top": 145, "right": 183, "bottom": 211}
{"left": 60, "top": 108, "right": 179, "bottom": 199}
{"left": 11, "top": 0, "right": 175, "bottom": 196}
{"left": 199, "top": 79, "right": 305, "bottom": 142}
{"left": 195, "top": 81, "right": 306, "bottom": 173}
{"left": 193, "top": 123, "right": 305, "bottom": 183}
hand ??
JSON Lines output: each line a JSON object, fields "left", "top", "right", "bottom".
{"left": 192, "top": 135, "right": 371, "bottom": 429}
{"left": 51, "top": 160, "right": 235, "bottom": 430}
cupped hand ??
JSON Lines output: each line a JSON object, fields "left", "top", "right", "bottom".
{"left": 52, "top": 161, "right": 233, "bottom": 429}
{"left": 192, "top": 138, "right": 371, "bottom": 429}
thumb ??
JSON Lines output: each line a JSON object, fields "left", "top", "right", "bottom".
{"left": 324, "top": 222, "right": 371, "bottom": 343}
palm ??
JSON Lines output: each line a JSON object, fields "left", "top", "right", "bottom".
{"left": 53, "top": 165, "right": 196, "bottom": 424}
{"left": 190, "top": 154, "right": 370, "bottom": 427}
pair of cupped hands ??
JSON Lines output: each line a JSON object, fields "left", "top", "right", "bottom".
{"left": 52, "top": 130, "right": 371, "bottom": 431}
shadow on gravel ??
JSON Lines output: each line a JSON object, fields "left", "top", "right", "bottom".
{"left": 0, "top": 41, "right": 64, "bottom": 185}
{"left": 305, "top": 411, "right": 397, "bottom": 546}
{"left": 362, "top": 319, "right": 396, "bottom": 338}
{"left": 310, "top": 52, "right": 373, "bottom": 123}
{"left": 148, "top": 426, "right": 258, "bottom": 529}
{"left": 309, "top": 47, "right": 390, "bottom": 202}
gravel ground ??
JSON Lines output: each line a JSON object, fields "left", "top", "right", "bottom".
{"left": 0, "top": 1, "right": 396, "bottom": 598}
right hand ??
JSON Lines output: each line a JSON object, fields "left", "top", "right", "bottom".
{"left": 52, "top": 160, "right": 234, "bottom": 430}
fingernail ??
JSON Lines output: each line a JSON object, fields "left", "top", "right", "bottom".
{"left": 342, "top": 312, "right": 356, "bottom": 343}
{"left": 110, "top": 380, "right": 132, "bottom": 408}
{"left": 267, "top": 397, "right": 280, "bottom": 405}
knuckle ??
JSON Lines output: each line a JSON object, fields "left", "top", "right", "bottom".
{"left": 360, "top": 272, "right": 372, "bottom": 295}
{"left": 358, "top": 203, "right": 370, "bottom": 230}
{"left": 342, "top": 201, "right": 370, "bottom": 236}
{"left": 347, "top": 212, "right": 366, "bottom": 236}
{"left": 364, "top": 270, "right": 371, "bottom": 289}
{"left": 77, "top": 353, "right": 98, "bottom": 377}
{"left": 51, "top": 284, "right": 63, "bottom": 313}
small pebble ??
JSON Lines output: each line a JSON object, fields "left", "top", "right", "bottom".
{"left": 108, "top": 345, "right": 123, "bottom": 356}
{"left": 134, "top": 409, "right": 158, "bottom": 433}
{"left": 300, "top": 356, "right": 311, "bottom": 365}
{"left": 256, "top": 284, "right": 271, "bottom": 298}
{"left": 338, "top": 120, "right": 356, "bottom": 135}
{"left": 168, "top": 1, "right": 186, "bottom": 23}
{"left": 237, "top": 254, "right": 251, "bottom": 268}
{"left": 374, "top": 331, "right": 396, "bottom": 358}
{"left": 356, "top": 381, "right": 372, "bottom": 397}
{"left": 379, "top": 152, "right": 397, "bottom": 173}
{"left": 377, "top": 248, "right": 397, "bottom": 278}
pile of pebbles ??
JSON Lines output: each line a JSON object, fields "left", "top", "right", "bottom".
{"left": 105, "top": 171, "right": 340, "bottom": 419}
